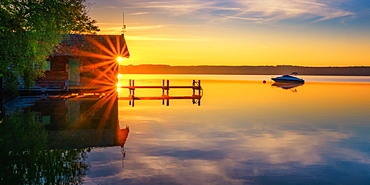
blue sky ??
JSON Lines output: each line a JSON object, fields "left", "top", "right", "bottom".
{"left": 88, "top": 0, "right": 370, "bottom": 66}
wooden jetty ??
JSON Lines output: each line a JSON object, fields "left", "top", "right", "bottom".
{"left": 118, "top": 79, "right": 203, "bottom": 106}
{"left": 16, "top": 80, "right": 203, "bottom": 107}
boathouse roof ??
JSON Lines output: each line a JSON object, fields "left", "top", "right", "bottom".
{"left": 52, "top": 34, "right": 130, "bottom": 58}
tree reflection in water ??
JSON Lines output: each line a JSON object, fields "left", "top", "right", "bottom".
{"left": 1, "top": 93, "right": 128, "bottom": 184}
{"left": 0, "top": 111, "right": 90, "bottom": 184}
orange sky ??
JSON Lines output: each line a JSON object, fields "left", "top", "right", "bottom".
{"left": 88, "top": 0, "right": 370, "bottom": 67}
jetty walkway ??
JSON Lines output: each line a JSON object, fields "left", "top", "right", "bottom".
{"left": 118, "top": 79, "right": 203, "bottom": 106}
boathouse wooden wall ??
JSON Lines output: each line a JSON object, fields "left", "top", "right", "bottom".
{"left": 28, "top": 34, "right": 129, "bottom": 94}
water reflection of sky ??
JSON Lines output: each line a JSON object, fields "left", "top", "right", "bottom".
{"left": 83, "top": 75, "right": 370, "bottom": 184}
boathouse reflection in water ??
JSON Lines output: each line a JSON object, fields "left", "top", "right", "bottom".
{"left": 0, "top": 94, "right": 129, "bottom": 184}
{"left": 30, "top": 94, "right": 127, "bottom": 148}
{"left": 1, "top": 88, "right": 201, "bottom": 184}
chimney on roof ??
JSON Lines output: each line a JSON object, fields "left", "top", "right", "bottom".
{"left": 122, "top": 12, "right": 126, "bottom": 35}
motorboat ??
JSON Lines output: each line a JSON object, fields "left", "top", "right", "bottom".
{"left": 271, "top": 72, "right": 305, "bottom": 83}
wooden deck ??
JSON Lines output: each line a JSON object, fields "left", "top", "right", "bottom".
{"left": 118, "top": 79, "right": 202, "bottom": 90}
{"left": 119, "top": 85, "right": 202, "bottom": 89}
{"left": 120, "top": 95, "right": 202, "bottom": 106}
{"left": 119, "top": 95, "right": 202, "bottom": 100}
{"left": 118, "top": 79, "right": 203, "bottom": 106}
{"left": 17, "top": 79, "right": 203, "bottom": 106}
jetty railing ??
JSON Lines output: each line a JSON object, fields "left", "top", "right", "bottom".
{"left": 118, "top": 79, "right": 203, "bottom": 106}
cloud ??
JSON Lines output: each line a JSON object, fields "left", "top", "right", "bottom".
{"left": 119, "top": 0, "right": 239, "bottom": 15}
{"left": 224, "top": 15, "right": 266, "bottom": 22}
{"left": 125, "top": 35, "right": 215, "bottom": 41}
{"left": 128, "top": 25, "right": 165, "bottom": 31}
{"left": 117, "top": 0, "right": 355, "bottom": 23}
{"left": 97, "top": 24, "right": 164, "bottom": 30}
{"left": 129, "top": 12, "right": 150, "bottom": 16}
{"left": 229, "top": 0, "right": 355, "bottom": 23}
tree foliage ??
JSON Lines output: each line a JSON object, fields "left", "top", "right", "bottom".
{"left": 0, "top": 0, "right": 99, "bottom": 90}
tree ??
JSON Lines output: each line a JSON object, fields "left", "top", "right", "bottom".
{"left": 0, "top": 0, "right": 99, "bottom": 90}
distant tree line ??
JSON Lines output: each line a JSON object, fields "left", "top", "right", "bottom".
{"left": 120, "top": 65, "right": 370, "bottom": 76}
{"left": 0, "top": 0, "right": 99, "bottom": 90}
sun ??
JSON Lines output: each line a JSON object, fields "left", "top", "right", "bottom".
{"left": 116, "top": 56, "right": 125, "bottom": 63}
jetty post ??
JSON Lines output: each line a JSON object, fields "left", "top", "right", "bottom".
{"left": 162, "top": 80, "right": 170, "bottom": 106}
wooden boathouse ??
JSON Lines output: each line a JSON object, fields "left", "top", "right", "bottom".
{"left": 19, "top": 34, "right": 130, "bottom": 95}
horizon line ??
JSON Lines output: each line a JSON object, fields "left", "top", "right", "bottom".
{"left": 120, "top": 64, "right": 370, "bottom": 68}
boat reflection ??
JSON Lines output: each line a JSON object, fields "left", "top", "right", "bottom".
{"left": 272, "top": 82, "right": 304, "bottom": 92}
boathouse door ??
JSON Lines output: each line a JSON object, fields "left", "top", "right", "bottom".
{"left": 68, "top": 59, "right": 81, "bottom": 86}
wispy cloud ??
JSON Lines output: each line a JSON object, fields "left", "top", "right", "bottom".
{"left": 128, "top": 25, "right": 166, "bottom": 31}
{"left": 126, "top": 34, "right": 216, "bottom": 41}
{"left": 121, "top": 0, "right": 239, "bottom": 15}
{"left": 224, "top": 16, "right": 266, "bottom": 22}
{"left": 129, "top": 12, "right": 150, "bottom": 16}
{"left": 231, "top": 0, "right": 355, "bottom": 23}
{"left": 92, "top": 23, "right": 166, "bottom": 35}
{"left": 117, "top": 0, "right": 355, "bottom": 23}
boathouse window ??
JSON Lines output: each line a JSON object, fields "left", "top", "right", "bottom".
{"left": 44, "top": 61, "right": 51, "bottom": 71}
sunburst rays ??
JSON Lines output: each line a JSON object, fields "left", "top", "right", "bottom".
{"left": 75, "top": 35, "right": 129, "bottom": 95}
{"left": 61, "top": 35, "right": 130, "bottom": 136}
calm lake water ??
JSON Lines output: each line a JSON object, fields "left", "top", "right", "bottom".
{"left": 2, "top": 75, "right": 370, "bottom": 184}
